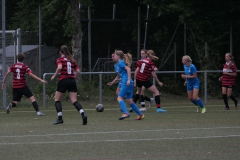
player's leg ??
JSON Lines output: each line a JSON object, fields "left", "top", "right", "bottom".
{"left": 22, "top": 85, "right": 45, "bottom": 116}
{"left": 192, "top": 88, "right": 205, "bottom": 113}
{"left": 227, "top": 87, "right": 238, "bottom": 109}
{"left": 147, "top": 84, "right": 167, "bottom": 113}
{"left": 53, "top": 79, "right": 67, "bottom": 124}
{"left": 117, "top": 85, "right": 130, "bottom": 120}
{"left": 69, "top": 78, "right": 87, "bottom": 125}
{"left": 6, "top": 88, "right": 20, "bottom": 114}
{"left": 222, "top": 86, "right": 229, "bottom": 110}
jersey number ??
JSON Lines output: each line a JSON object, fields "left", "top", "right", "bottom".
{"left": 16, "top": 69, "right": 20, "bottom": 79}
{"left": 140, "top": 63, "right": 146, "bottom": 73}
{"left": 67, "top": 62, "right": 72, "bottom": 74}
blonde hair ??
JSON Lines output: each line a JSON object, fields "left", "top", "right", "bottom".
{"left": 182, "top": 55, "right": 192, "bottom": 63}
{"left": 226, "top": 53, "right": 235, "bottom": 62}
{"left": 147, "top": 50, "right": 158, "bottom": 61}
{"left": 115, "top": 50, "right": 132, "bottom": 67}
{"left": 60, "top": 45, "right": 75, "bottom": 62}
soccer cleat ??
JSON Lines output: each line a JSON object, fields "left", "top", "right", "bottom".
{"left": 224, "top": 107, "right": 230, "bottom": 110}
{"left": 82, "top": 115, "right": 87, "bottom": 125}
{"left": 119, "top": 113, "right": 130, "bottom": 120}
{"left": 196, "top": 106, "right": 201, "bottom": 113}
{"left": 150, "top": 98, "right": 154, "bottom": 107}
{"left": 156, "top": 108, "right": 167, "bottom": 113}
{"left": 37, "top": 112, "right": 45, "bottom": 116}
{"left": 201, "top": 107, "right": 206, "bottom": 113}
{"left": 6, "top": 103, "right": 12, "bottom": 114}
{"left": 235, "top": 100, "right": 238, "bottom": 109}
{"left": 53, "top": 119, "right": 64, "bottom": 125}
{"left": 135, "top": 115, "right": 145, "bottom": 120}
{"left": 140, "top": 107, "right": 147, "bottom": 111}
{"left": 117, "top": 109, "right": 123, "bottom": 112}
{"left": 129, "top": 108, "right": 133, "bottom": 112}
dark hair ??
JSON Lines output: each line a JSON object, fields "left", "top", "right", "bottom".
{"left": 17, "top": 53, "right": 26, "bottom": 62}
{"left": 60, "top": 45, "right": 75, "bottom": 62}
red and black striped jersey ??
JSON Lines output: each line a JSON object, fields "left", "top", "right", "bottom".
{"left": 135, "top": 58, "right": 156, "bottom": 81}
{"left": 221, "top": 62, "right": 237, "bottom": 86}
{"left": 9, "top": 62, "right": 32, "bottom": 88}
{"left": 57, "top": 56, "right": 79, "bottom": 81}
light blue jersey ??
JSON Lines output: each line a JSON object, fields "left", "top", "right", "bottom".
{"left": 184, "top": 64, "right": 200, "bottom": 91}
{"left": 116, "top": 60, "right": 134, "bottom": 99}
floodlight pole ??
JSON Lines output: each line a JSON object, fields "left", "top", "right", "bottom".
{"left": 230, "top": 23, "right": 233, "bottom": 54}
{"left": 143, "top": 5, "right": 149, "bottom": 49}
{"left": 137, "top": 7, "right": 141, "bottom": 60}
{"left": 88, "top": 7, "right": 92, "bottom": 81}
{"left": 39, "top": 5, "right": 42, "bottom": 77}
{"left": 184, "top": 23, "right": 187, "bottom": 55}
{"left": 2, "top": 0, "right": 6, "bottom": 108}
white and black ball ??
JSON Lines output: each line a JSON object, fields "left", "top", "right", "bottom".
{"left": 96, "top": 104, "right": 104, "bottom": 112}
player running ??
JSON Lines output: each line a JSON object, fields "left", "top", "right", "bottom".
{"left": 1, "top": 53, "right": 46, "bottom": 116}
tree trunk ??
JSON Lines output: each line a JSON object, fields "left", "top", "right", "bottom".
{"left": 70, "top": 0, "right": 83, "bottom": 82}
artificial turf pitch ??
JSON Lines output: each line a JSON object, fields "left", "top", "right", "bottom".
{"left": 0, "top": 100, "right": 240, "bottom": 160}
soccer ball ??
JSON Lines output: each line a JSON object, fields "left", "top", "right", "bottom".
{"left": 96, "top": 104, "right": 104, "bottom": 112}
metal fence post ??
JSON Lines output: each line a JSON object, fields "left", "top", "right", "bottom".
{"left": 204, "top": 72, "right": 207, "bottom": 103}
{"left": 43, "top": 73, "right": 46, "bottom": 108}
{"left": 99, "top": 73, "right": 102, "bottom": 104}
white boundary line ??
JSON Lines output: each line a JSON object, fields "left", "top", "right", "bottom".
{"left": 1, "top": 126, "right": 240, "bottom": 138}
{"left": 1, "top": 135, "right": 240, "bottom": 145}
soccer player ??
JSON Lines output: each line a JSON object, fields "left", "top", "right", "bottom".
{"left": 181, "top": 55, "right": 206, "bottom": 113}
{"left": 218, "top": 53, "right": 238, "bottom": 110}
{"left": 133, "top": 49, "right": 155, "bottom": 111}
{"left": 51, "top": 45, "right": 87, "bottom": 125}
{"left": 112, "top": 50, "right": 144, "bottom": 120}
{"left": 134, "top": 50, "right": 167, "bottom": 113}
{"left": 1, "top": 53, "right": 46, "bottom": 116}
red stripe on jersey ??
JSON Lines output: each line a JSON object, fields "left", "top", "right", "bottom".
{"left": 57, "top": 57, "right": 79, "bottom": 81}
{"left": 9, "top": 62, "right": 32, "bottom": 88}
{"left": 221, "top": 63, "right": 236, "bottom": 86}
{"left": 136, "top": 58, "right": 156, "bottom": 81}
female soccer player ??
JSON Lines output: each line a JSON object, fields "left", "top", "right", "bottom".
{"left": 1, "top": 53, "right": 46, "bottom": 116}
{"left": 112, "top": 50, "right": 144, "bottom": 120}
{"left": 51, "top": 45, "right": 87, "bottom": 125}
{"left": 181, "top": 55, "right": 206, "bottom": 113}
{"left": 134, "top": 50, "right": 167, "bottom": 113}
{"left": 218, "top": 53, "right": 238, "bottom": 110}
{"left": 133, "top": 49, "right": 155, "bottom": 111}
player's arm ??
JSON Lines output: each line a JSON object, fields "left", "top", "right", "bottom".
{"left": 151, "top": 71, "right": 163, "bottom": 87}
{"left": 107, "top": 75, "right": 120, "bottom": 86}
{"left": 125, "top": 66, "right": 131, "bottom": 86}
{"left": 51, "top": 63, "right": 62, "bottom": 81}
{"left": 1, "top": 69, "right": 11, "bottom": 89}
{"left": 181, "top": 73, "right": 197, "bottom": 79}
{"left": 75, "top": 68, "right": 80, "bottom": 78}
{"left": 134, "top": 67, "right": 139, "bottom": 87}
{"left": 28, "top": 72, "right": 47, "bottom": 84}
{"left": 223, "top": 65, "right": 237, "bottom": 76}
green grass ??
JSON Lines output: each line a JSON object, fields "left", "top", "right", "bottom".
{"left": 0, "top": 96, "right": 240, "bottom": 160}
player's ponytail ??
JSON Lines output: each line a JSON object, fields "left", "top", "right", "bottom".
{"left": 124, "top": 53, "right": 132, "bottom": 67}
{"left": 147, "top": 50, "right": 158, "bottom": 61}
{"left": 60, "top": 45, "right": 75, "bottom": 63}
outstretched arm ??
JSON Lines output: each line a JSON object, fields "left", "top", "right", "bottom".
{"left": 29, "top": 72, "right": 47, "bottom": 84}
{"left": 1, "top": 69, "right": 11, "bottom": 89}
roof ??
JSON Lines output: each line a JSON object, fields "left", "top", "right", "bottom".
{"left": 0, "top": 45, "right": 38, "bottom": 57}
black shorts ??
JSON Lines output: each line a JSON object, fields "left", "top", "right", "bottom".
{"left": 57, "top": 78, "right": 78, "bottom": 93}
{"left": 222, "top": 85, "right": 234, "bottom": 88}
{"left": 13, "top": 85, "right": 33, "bottom": 102}
{"left": 136, "top": 79, "right": 153, "bottom": 89}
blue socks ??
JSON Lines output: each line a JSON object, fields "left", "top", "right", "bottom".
{"left": 191, "top": 99, "right": 204, "bottom": 108}
{"left": 197, "top": 98, "right": 204, "bottom": 108}
{"left": 119, "top": 100, "right": 128, "bottom": 114}
{"left": 130, "top": 103, "right": 142, "bottom": 115}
